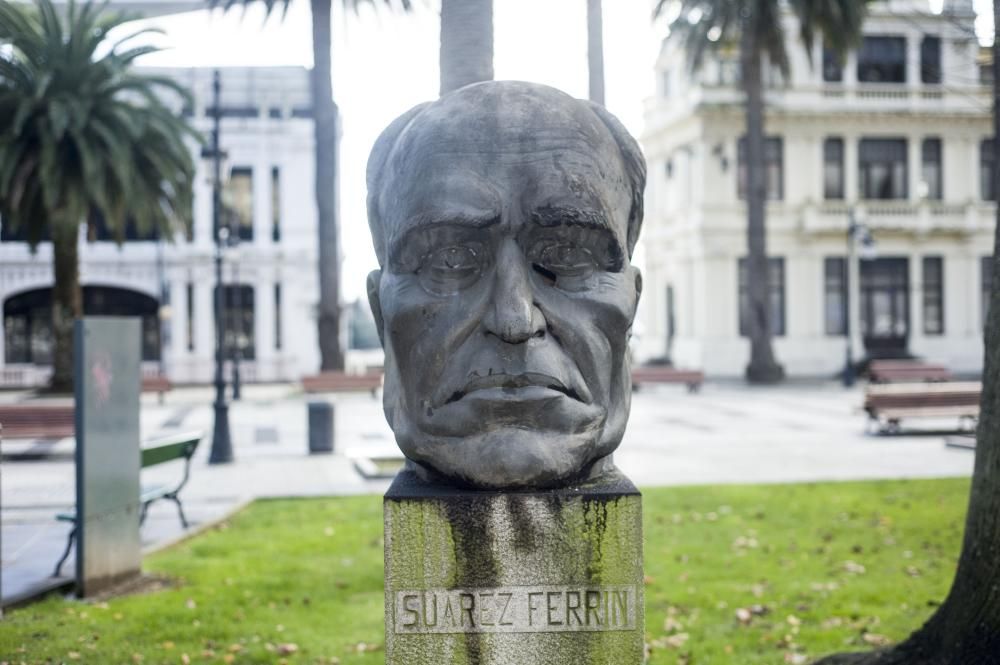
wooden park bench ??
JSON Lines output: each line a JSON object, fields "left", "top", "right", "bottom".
{"left": 53, "top": 430, "right": 203, "bottom": 577}
{"left": 301, "top": 371, "right": 383, "bottom": 397}
{"left": 868, "top": 360, "right": 953, "bottom": 384}
{"left": 0, "top": 404, "right": 75, "bottom": 440}
{"left": 864, "top": 382, "right": 980, "bottom": 434}
{"left": 141, "top": 375, "right": 173, "bottom": 403}
{"left": 631, "top": 365, "right": 705, "bottom": 393}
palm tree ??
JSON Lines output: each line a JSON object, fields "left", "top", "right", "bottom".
{"left": 439, "top": 0, "right": 493, "bottom": 95}
{"left": 0, "top": 0, "right": 197, "bottom": 392}
{"left": 653, "top": 0, "right": 870, "bottom": 383}
{"left": 219, "top": 0, "right": 412, "bottom": 373}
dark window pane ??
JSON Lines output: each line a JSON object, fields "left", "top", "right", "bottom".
{"left": 921, "top": 35, "right": 942, "bottom": 84}
{"left": 823, "top": 46, "right": 843, "bottom": 82}
{"left": 858, "top": 36, "right": 907, "bottom": 83}
{"left": 824, "top": 257, "right": 848, "bottom": 335}
{"left": 186, "top": 283, "right": 195, "bottom": 352}
{"left": 271, "top": 166, "right": 281, "bottom": 242}
{"left": 739, "top": 257, "right": 785, "bottom": 337}
{"left": 922, "top": 256, "right": 944, "bottom": 335}
{"left": 213, "top": 284, "right": 256, "bottom": 360}
{"left": 921, "top": 138, "right": 943, "bottom": 200}
{"left": 274, "top": 284, "right": 282, "bottom": 350}
{"left": 824, "top": 138, "right": 845, "bottom": 200}
{"left": 981, "top": 139, "right": 996, "bottom": 201}
{"left": 860, "top": 138, "right": 908, "bottom": 199}
{"left": 224, "top": 167, "right": 254, "bottom": 242}
{"left": 984, "top": 256, "right": 994, "bottom": 328}
{"left": 738, "top": 136, "right": 783, "bottom": 200}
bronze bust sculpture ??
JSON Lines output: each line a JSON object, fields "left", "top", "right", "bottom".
{"left": 366, "top": 81, "right": 645, "bottom": 490}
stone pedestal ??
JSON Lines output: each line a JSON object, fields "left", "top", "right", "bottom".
{"left": 384, "top": 468, "right": 644, "bottom": 665}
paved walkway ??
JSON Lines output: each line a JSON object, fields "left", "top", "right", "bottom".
{"left": 1, "top": 381, "right": 974, "bottom": 605}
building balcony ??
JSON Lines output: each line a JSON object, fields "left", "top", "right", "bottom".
{"left": 799, "top": 200, "right": 991, "bottom": 236}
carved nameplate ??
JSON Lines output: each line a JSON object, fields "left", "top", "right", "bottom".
{"left": 393, "top": 585, "right": 638, "bottom": 634}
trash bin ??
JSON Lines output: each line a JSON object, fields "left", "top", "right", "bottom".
{"left": 308, "top": 400, "right": 334, "bottom": 454}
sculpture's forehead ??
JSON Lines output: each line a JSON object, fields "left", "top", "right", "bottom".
{"left": 380, "top": 87, "right": 629, "bottom": 232}
{"left": 389, "top": 88, "right": 618, "bottom": 167}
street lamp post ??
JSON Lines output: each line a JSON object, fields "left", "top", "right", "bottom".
{"left": 843, "top": 209, "right": 876, "bottom": 388}
{"left": 230, "top": 238, "right": 242, "bottom": 401}
{"left": 208, "top": 69, "right": 233, "bottom": 464}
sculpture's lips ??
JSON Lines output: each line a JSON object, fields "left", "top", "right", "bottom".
{"left": 444, "top": 372, "right": 579, "bottom": 405}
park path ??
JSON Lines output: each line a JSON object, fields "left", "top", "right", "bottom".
{"left": 1, "top": 381, "right": 974, "bottom": 606}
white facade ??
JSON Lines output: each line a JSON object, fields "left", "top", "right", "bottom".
{"left": 639, "top": 0, "right": 994, "bottom": 377}
{"left": 0, "top": 67, "right": 322, "bottom": 385}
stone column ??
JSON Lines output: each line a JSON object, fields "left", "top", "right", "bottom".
{"left": 384, "top": 468, "right": 644, "bottom": 665}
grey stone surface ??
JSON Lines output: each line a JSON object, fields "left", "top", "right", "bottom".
{"left": 365, "top": 81, "right": 646, "bottom": 490}
{"left": 74, "top": 317, "right": 142, "bottom": 597}
{"left": 384, "top": 468, "right": 644, "bottom": 664}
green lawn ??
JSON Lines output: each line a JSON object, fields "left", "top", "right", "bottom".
{"left": 0, "top": 478, "right": 968, "bottom": 664}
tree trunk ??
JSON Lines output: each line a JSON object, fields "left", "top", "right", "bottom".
{"left": 439, "top": 0, "right": 493, "bottom": 96}
{"left": 312, "top": 0, "right": 344, "bottom": 372}
{"left": 49, "top": 222, "right": 82, "bottom": 393}
{"left": 586, "top": 0, "right": 605, "bottom": 105}
{"left": 814, "top": 3, "right": 1000, "bottom": 662}
{"left": 741, "top": 25, "right": 784, "bottom": 384}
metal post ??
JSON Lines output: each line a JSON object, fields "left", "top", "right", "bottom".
{"left": 209, "top": 69, "right": 233, "bottom": 464}
{"left": 231, "top": 242, "right": 242, "bottom": 400}
{"left": 843, "top": 215, "right": 856, "bottom": 387}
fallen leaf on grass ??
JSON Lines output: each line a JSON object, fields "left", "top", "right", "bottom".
{"left": 277, "top": 643, "right": 299, "bottom": 655}
{"left": 863, "top": 633, "right": 893, "bottom": 646}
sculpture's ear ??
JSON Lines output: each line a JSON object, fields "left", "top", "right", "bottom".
{"left": 367, "top": 269, "right": 385, "bottom": 347}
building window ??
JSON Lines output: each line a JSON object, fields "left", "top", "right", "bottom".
{"left": 214, "top": 284, "right": 255, "bottom": 360}
{"left": 922, "top": 256, "right": 944, "bottom": 335}
{"left": 738, "top": 136, "right": 783, "bottom": 200}
{"left": 824, "top": 257, "right": 848, "bottom": 335}
{"left": 274, "top": 284, "right": 282, "bottom": 350}
{"left": 738, "top": 257, "right": 785, "bottom": 337}
{"left": 223, "top": 167, "right": 254, "bottom": 241}
{"left": 984, "top": 256, "right": 994, "bottom": 328}
{"left": 823, "top": 138, "right": 845, "bottom": 200}
{"left": 981, "top": 139, "right": 996, "bottom": 201}
{"left": 921, "top": 35, "right": 942, "bottom": 84}
{"left": 921, "top": 138, "right": 943, "bottom": 200}
{"left": 186, "top": 283, "right": 195, "bottom": 351}
{"left": 858, "top": 36, "right": 907, "bottom": 83}
{"left": 822, "top": 45, "right": 843, "bottom": 82}
{"left": 859, "top": 138, "right": 908, "bottom": 200}
{"left": 271, "top": 167, "right": 281, "bottom": 242}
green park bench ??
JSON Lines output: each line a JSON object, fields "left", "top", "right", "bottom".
{"left": 53, "top": 430, "right": 203, "bottom": 577}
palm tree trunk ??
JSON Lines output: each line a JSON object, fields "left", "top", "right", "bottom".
{"left": 586, "top": 0, "right": 604, "bottom": 105}
{"left": 815, "top": 4, "right": 1000, "bottom": 661}
{"left": 311, "top": 0, "right": 344, "bottom": 371}
{"left": 741, "top": 26, "right": 783, "bottom": 384}
{"left": 439, "top": 0, "right": 493, "bottom": 96}
{"left": 50, "top": 222, "right": 81, "bottom": 393}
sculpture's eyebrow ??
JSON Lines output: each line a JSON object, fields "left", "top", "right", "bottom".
{"left": 529, "top": 204, "right": 624, "bottom": 255}
{"left": 530, "top": 204, "right": 614, "bottom": 232}
{"left": 389, "top": 210, "right": 500, "bottom": 268}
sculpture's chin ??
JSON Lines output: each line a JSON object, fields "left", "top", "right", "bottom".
{"left": 400, "top": 428, "right": 621, "bottom": 490}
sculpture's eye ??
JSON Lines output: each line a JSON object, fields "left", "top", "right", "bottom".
{"left": 532, "top": 242, "right": 597, "bottom": 290}
{"left": 419, "top": 244, "right": 483, "bottom": 295}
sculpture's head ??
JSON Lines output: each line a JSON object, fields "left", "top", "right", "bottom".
{"left": 366, "top": 80, "right": 645, "bottom": 489}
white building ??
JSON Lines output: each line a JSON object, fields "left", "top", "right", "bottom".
{"left": 638, "top": 0, "right": 994, "bottom": 378}
{"left": 0, "top": 66, "right": 323, "bottom": 385}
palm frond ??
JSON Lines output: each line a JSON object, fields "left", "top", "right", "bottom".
{"left": 0, "top": 0, "right": 197, "bottom": 248}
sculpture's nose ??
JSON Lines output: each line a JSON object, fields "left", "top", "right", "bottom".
{"left": 484, "top": 240, "right": 545, "bottom": 344}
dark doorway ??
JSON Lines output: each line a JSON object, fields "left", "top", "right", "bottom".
{"left": 3, "top": 286, "right": 161, "bottom": 364}
{"left": 860, "top": 258, "right": 910, "bottom": 357}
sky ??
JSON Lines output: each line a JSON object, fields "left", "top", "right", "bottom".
{"left": 125, "top": 0, "right": 994, "bottom": 302}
